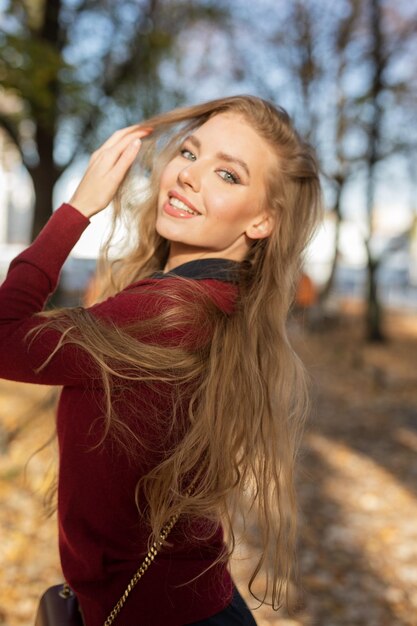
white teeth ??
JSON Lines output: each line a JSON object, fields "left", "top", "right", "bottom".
{"left": 169, "top": 197, "right": 199, "bottom": 215}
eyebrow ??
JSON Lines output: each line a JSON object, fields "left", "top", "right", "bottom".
{"left": 185, "top": 134, "right": 251, "bottom": 179}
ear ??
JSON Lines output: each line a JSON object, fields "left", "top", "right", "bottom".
{"left": 245, "top": 213, "right": 275, "bottom": 240}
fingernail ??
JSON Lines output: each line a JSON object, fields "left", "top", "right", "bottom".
{"left": 132, "top": 138, "right": 141, "bottom": 147}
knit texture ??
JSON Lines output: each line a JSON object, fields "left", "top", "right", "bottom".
{"left": 0, "top": 204, "right": 238, "bottom": 626}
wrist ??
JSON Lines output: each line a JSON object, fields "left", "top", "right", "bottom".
{"left": 68, "top": 196, "right": 97, "bottom": 219}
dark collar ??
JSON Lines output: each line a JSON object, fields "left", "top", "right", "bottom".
{"left": 151, "top": 258, "right": 241, "bottom": 283}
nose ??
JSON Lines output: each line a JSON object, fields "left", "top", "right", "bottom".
{"left": 177, "top": 162, "right": 201, "bottom": 192}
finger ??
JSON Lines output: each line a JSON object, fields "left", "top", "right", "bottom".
{"left": 98, "top": 125, "right": 153, "bottom": 152}
{"left": 91, "top": 127, "right": 152, "bottom": 163}
{"left": 110, "top": 138, "right": 143, "bottom": 182}
{"left": 95, "top": 129, "right": 152, "bottom": 170}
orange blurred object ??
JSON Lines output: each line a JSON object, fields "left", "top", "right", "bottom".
{"left": 295, "top": 272, "right": 317, "bottom": 308}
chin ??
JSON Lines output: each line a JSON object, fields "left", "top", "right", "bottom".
{"left": 155, "top": 218, "right": 185, "bottom": 243}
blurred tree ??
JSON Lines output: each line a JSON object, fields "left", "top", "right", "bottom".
{"left": 0, "top": 0, "right": 227, "bottom": 240}
{"left": 231, "top": 0, "right": 417, "bottom": 341}
{"left": 353, "top": 0, "right": 417, "bottom": 340}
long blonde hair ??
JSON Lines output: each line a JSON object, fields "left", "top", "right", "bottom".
{"left": 32, "top": 96, "right": 322, "bottom": 610}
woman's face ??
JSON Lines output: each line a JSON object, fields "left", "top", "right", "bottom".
{"left": 156, "top": 112, "right": 277, "bottom": 268}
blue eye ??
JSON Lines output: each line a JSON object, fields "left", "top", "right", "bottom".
{"left": 179, "top": 147, "right": 240, "bottom": 185}
{"left": 218, "top": 169, "right": 240, "bottom": 184}
{"left": 180, "top": 148, "right": 196, "bottom": 161}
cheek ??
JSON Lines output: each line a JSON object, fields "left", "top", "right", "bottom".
{"left": 160, "top": 161, "right": 178, "bottom": 192}
{"left": 208, "top": 194, "right": 255, "bottom": 227}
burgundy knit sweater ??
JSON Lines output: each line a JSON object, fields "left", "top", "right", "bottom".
{"left": 0, "top": 203, "right": 240, "bottom": 626}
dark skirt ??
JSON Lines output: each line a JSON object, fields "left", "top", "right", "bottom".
{"left": 186, "top": 586, "right": 258, "bottom": 625}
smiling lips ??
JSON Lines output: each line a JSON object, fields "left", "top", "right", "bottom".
{"left": 163, "top": 192, "right": 201, "bottom": 219}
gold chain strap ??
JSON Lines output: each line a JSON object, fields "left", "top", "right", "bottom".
{"left": 103, "top": 501, "right": 187, "bottom": 626}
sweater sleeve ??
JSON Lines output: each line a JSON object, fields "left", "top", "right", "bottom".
{"left": 0, "top": 203, "right": 94, "bottom": 385}
{"left": 0, "top": 204, "right": 205, "bottom": 386}
{"left": 0, "top": 204, "right": 232, "bottom": 387}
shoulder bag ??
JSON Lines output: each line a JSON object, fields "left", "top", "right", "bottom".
{"left": 34, "top": 508, "right": 181, "bottom": 626}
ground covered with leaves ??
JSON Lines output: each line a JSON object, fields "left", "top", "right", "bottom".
{"left": 1, "top": 310, "right": 416, "bottom": 625}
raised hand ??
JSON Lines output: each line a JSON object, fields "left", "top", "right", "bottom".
{"left": 69, "top": 125, "right": 153, "bottom": 218}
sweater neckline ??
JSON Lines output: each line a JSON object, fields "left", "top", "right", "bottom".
{"left": 151, "top": 258, "right": 241, "bottom": 283}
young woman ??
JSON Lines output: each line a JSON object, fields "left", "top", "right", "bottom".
{"left": 0, "top": 95, "right": 322, "bottom": 625}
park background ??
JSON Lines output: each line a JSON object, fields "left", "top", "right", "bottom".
{"left": 0, "top": 0, "right": 417, "bottom": 624}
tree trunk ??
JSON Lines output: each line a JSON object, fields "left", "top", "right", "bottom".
{"left": 28, "top": 0, "right": 62, "bottom": 241}
{"left": 30, "top": 166, "right": 55, "bottom": 241}
{"left": 29, "top": 126, "right": 61, "bottom": 241}
{"left": 365, "top": 0, "right": 386, "bottom": 342}
{"left": 319, "top": 185, "right": 343, "bottom": 303}
{"left": 366, "top": 257, "right": 385, "bottom": 342}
